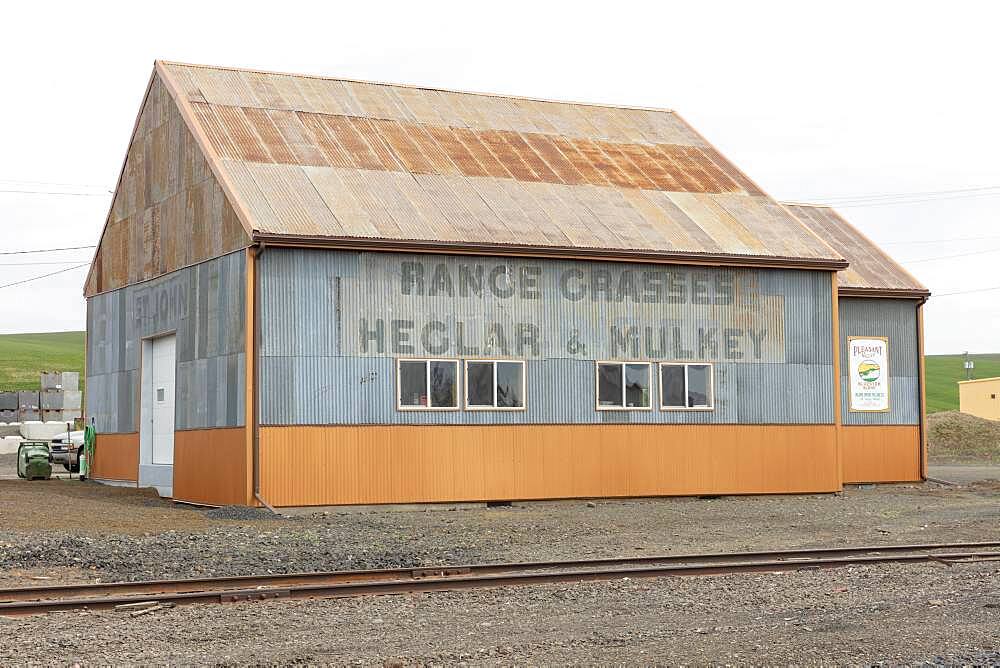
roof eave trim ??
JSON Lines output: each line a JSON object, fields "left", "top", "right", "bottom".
{"left": 252, "top": 232, "right": 849, "bottom": 271}
{"left": 838, "top": 286, "right": 931, "bottom": 300}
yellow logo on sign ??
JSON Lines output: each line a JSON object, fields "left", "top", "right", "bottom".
{"left": 858, "top": 360, "right": 881, "bottom": 383}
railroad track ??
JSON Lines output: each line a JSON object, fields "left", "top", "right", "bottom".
{"left": 1, "top": 541, "right": 998, "bottom": 617}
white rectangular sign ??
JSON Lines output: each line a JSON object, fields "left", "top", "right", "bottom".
{"left": 848, "top": 336, "right": 890, "bottom": 412}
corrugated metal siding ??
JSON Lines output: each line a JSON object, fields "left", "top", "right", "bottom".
{"left": 86, "top": 251, "right": 246, "bottom": 432}
{"left": 84, "top": 72, "right": 250, "bottom": 297}
{"left": 839, "top": 298, "right": 920, "bottom": 425}
{"left": 259, "top": 424, "right": 842, "bottom": 506}
{"left": 259, "top": 248, "right": 833, "bottom": 425}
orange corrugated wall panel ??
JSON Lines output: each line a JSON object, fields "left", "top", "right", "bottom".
{"left": 91, "top": 433, "right": 139, "bottom": 482}
{"left": 841, "top": 426, "right": 921, "bottom": 483}
{"left": 174, "top": 428, "right": 250, "bottom": 506}
{"left": 259, "top": 425, "right": 840, "bottom": 507}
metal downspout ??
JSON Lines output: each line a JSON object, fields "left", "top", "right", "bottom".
{"left": 252, "top": 242, "right": 276, "bottom": 513}
{"left": 916, "top": 297, "right": 929, "bottom": 481}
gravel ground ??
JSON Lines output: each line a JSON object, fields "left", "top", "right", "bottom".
{"left": 0, "top": 465, "right": 998, "bottom": 663}
{"left": 0, "top": 476, "right": 998, "bottom": 586}
{"left": 0, "top": 561, "right": 996, "bottom": 664}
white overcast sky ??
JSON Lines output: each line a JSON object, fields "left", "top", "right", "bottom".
{"left": 0, "top": 1, "right": 997, "bottom": 354}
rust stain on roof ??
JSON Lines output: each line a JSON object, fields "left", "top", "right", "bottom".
{"left": 152, "top": 61, "right": 847, "bottom": 266}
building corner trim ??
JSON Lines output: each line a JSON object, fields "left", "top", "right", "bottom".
{"left": 831, "top": 272, "right": 844, "bottom": 489}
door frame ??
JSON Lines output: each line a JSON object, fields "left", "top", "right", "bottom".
{"left": 138, "top": 330, "right": 177, "bottom": 496}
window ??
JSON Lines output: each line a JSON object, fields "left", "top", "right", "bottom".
{"left": 466, "top": 360, "right": 526, "bottom": 410}
{"left": 660, "top": 362, "right": 714, "bottom": 410}
{"left": 596, "top": 362, "right": 651, "bottom": 410}
{"left": 397, "top": 359, "right": 459, "bottom": 409}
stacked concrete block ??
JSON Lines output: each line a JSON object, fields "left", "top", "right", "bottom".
{"left": 17, "top": 391, "right": 38, "bottom": 410}
{"left": 3, "top": 373, "right": 83, "bottom": 425}
{"left": 16, "top": 391, "right": 40, "bottom": 422}
{"left": 41, "top": 410, "right": 79, "bottom": 424}
{"left": 0, "top": 437, "right": 22, "bottom": 455}
{"left": 38, "top": 373, "right": 83, "bottom": 423}
{"left": 19, "top": 421, "right": 68, "bottom": 440}
{"left": 41, "top": 371, "right": 79, "bottom": 391}
{"left": 40, "top": 390, "right": 82, "bottom": 410}
{"left": 0, "top": 423, "right": 21, "bottom": 438}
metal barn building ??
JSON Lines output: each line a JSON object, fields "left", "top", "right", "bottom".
{"left": 84, "top": 61, "right": 929, "bottom": 507}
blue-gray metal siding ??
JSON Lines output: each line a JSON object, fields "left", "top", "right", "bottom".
{"left": 86, "top": 251, "right": 246, "bottom": 433}
{"left": 259, "top": 249, "right": 834, "bottom": 425}
{"left": 839, "top": 298, "right": 920, "bottom": 425}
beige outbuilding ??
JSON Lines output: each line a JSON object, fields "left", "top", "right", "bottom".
{"left": 958, "top": 377, "right": 1000, "bottom": 421}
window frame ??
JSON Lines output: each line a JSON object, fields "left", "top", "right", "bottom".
{"left": 594, "top": 361, "right": 653, "bottom": 411}
{"left": 658, "top": 361, "right": 715, "bottom": 411}
{"left": 463, "top": 359, "right": 527, "bottom": 411}
{"left": 395, "top": 358, "right": 462, "bottom": 411}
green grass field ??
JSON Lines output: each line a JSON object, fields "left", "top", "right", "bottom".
{"left": 0, "top": 331, "right": 86, "bottom": 391}
{"left": 925, "top": 354, "right": 1000, "bottom": 414}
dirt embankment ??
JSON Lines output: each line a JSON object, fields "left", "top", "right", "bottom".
{"left": 928, "top": 411, "right": 1000, "bottom": 464}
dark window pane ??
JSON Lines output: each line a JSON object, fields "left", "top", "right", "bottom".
{"left": 496, "top": 362, "right": 524, "bottom": 408}
{"left": 624, "top": 363, "right": 649, "bottom": 408}
{"left": 429, "top": 361, "right": 457, "bottom": 407}
{"left": 687, "top": 364, "right": 711, "bottom": 407}
{"left": 399, "top": 361, "right": 427, "bottom": 407}
{"left": 661, "top": 364, "right": 685, "bottom": 407}
{"left": 467, "top": 362, "right": 494, "bottom": 406}
{"left": 597, "top": 363, "right": 622, "bottom": 406}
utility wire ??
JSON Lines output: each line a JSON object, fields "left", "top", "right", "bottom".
{"left": 0, "top": 245, "right": 96, "bottom": 255}
{"left": 882, "top": 234, "right": 1000, "bottom": 246}
{"left": 807, "top": 184, "right": 1000, "bottom": 204}
{"left": 901, "top": 247, "right": 1000, "bottom": 264}
{"left": 934, "top": 285, "right": 1000, "bottom": 297}
{"left": 0, "top": 264, "right": 89, "bottom": 290}
{"left": 0, "top": 189, "right": 111, "bottom": 197}
{"left": 0, "top": 260, "right": 89, "bottom": 266}
{"left": 0, "top": 178, "right": 110, "bottom": 189}
{"left": 831, "top": 192, "right": 1000, "bottom": 208}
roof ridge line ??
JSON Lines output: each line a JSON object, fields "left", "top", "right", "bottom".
{"left": 156, "top": 59, "right": 678, "bottom": 115}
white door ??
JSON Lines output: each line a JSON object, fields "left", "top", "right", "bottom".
{"left": 150, "top": 335, "right": 176, "bottom": 466}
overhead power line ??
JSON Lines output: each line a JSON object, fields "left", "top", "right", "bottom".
{"left": 882, "top": 234, "right": 1000, "bottom": 246}
{"left": 0, "top": 189, "right": 111, "bottom": 197}
{"left": 934, "top": 285, "right": 1000, "bottom": 297}
{"left": 0, "top": 260, "right": 89, "bottom": 266}
{"left": 0, "top": 178, "right": 110, "bottom": 190}
{"left": 901, "top": 247, "right": 1000, "bottom": 264}
{"left": 0, "top": 245, "right": 96, "bottom": 256}
{"left": 808, "top": 184, "right": 1000, "bottom": 204}
{"left": 831, "top": 191, "right": 1000, "bottom": 208}
{"left": 0, "top": 263, "right": 89, "bottom": 290}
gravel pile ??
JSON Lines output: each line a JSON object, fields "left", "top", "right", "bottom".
{"left": 929, "top": 411, "right": 1000, "bottom": 464}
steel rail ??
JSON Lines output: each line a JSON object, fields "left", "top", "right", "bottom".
{"left": 1, "top": 541, "right": 999, "bottom": 606}
{"left": 0, "top": 550, "right": 997, "bottom": 617}
{"left": 0, "top": 541, "right": 999, "bottom": 616}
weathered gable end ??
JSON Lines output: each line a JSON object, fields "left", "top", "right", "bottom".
{"left": 84, "top": 71, "right": 250, "bottom": 297}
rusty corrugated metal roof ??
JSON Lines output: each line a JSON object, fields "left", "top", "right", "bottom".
{"left": 785, "top": 203, "right": 928, "bottom": 297}
{"left": 156, "top": 61, "right": 846, "bottom": 268}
